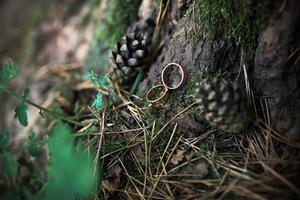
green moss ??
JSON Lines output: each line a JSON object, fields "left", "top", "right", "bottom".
{"left": 84, "top": 0, "right": 142, "bottom": 71}
{"left": 89, "top": 0, "right": 101, "bottom": 7}
{"left": 185, "top": 0, "right": 268, "bottom": 56}
{"left": 97, "top": 0, "right": 142, "bottom": 47}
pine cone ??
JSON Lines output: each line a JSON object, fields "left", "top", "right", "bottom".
{"left": 110, "top": 32, "right": 148, "bottom": 88}
{"left": 194, "top": 79, "right": 250, "bottom": 133}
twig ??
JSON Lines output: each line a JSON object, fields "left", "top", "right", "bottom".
{"left": 2, "top": 87, "right": 83, "bottom": 126}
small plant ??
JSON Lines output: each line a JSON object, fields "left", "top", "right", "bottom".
{"left": 0, "top": 61, "right": 98, "bottom": 199}
{"left": 43, "top": 123, "right": 96, "bottom": 200}
{"left": 0, "top": 62, "right": 82, "bottom": 126}
{"left": 83, "top": 69, "right": 116, "bottom": 109}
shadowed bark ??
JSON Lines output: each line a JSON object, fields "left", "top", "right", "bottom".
{"left": 253, "top": 0, "right": 300, "bottom": 140}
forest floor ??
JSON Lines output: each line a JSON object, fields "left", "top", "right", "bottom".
{"left": 0, "top": 0, "right": 299, "bottom": 200}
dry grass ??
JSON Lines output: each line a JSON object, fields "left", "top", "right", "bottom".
{"left": 43, "top": 2, "right": 300, "bottom": 199}
{"left": 72, "top": 65, "right": 300, "bottom": 199}
{"left": 34, "top": 32, "right": 300, "bottom": 200}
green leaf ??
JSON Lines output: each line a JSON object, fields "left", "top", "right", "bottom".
{"left": 21, "top": 187, "right": 35, "bottom": 200}
{"left": 0, "top": 63, "right": 20, "bottom": 85}
{"left": 51, "top": 106, "right": 64, "bottom": 116}
{"left": 15, "top": 102, "right": 28, "bottom": 127}
{"left": 22, "top": 88, "right": 30, "bottom": 99}
{"left": 91, "top": 79, "right": 98, "bottom": 86}
{"left": 0, "top": 85, "right": 4, "bottom": 92}
{"left": 0, "top": 129, "right": 10, "bottom": 149}
{"left": 42, "top": 123, "right": 96, "bottom": 200}
{"left": 129, "top": 72, "right": 143, "bottom": 96}
{"left": 14, "top": 88, "right": 30, "bottom": 127}
{"left": 97, "top": 75, "right": 108, "bottom": 88}
{"left": 83, "top": 69, "right": 96, "bottom": 81}
{"left": 3, "top": 152, "right": 18, "bottom": 177}
{"left": 28, "top": 144, "right": 40, "bottom": 157}
{"left": 91, "top": 92, "right": 103, "bottom": 109}
{"left": 27, "top": 131, "right": 40, "bottom": 157}
{"left": 28, "top": 131, "right": 36, "bottom": 142}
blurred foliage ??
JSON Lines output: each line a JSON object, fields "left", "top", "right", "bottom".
{"left": 95, "top": 0, "right": 142, "bottom": 47}
{"left": 27, "top": 131, "right": 41, "bottom": 157}
{"left": 0, "top": 123, "right": 97, "bottom": 199}
{"left": 0, "top": 62, "right": 98, "bottom": 199}
{"left": 84, "top": 0, "right": 142, "bottom": 72}
{"left": 0, "top": 62, "right": 20, "bottom": 86}
{"left": 2, "top": 152, "right": 18, "bottom": 178}
{"left": 14, "top": 88, "right": 30, "bottom": 127}
{"left": 185, "top": 0, "right": 268, "bottom": 56}
{"left": 42, "top": 123, "right": 96, "bottom": 200}
{"left": 14, "top": 102, "right": 29, "bottom": 127}
{"left": 0, "top": 62, "right": 30, "bottom": 127}
{"left": 83, "top": 69, "right": 108, "bottom": 88}
{"left": 89, "top": 0, "right": 101, "bottom": 8}
{"left": 83, "top": 69, "right": 116, "bottom": 109}
{"left": 92, "top": 92, "right": 103, "bottom": 109}
{"left": 0, "top": 129, "right": 10, "bottom": 149}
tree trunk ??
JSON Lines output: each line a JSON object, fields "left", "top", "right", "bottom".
{"left": 139, "top": 0, "right": 300, "bottom": 140}
{"left": 253, "top": 0, "right": 300, "bottom": 140}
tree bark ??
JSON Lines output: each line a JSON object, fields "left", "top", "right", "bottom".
{"left": 253, "top": 0, "right": 300, "bottom": 140}
{"left": 137, "top": 0, "right": 300, "bottom": 140}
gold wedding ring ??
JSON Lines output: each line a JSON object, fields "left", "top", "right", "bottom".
{"left": 161, "top": 63, "right": 187, "bottom": 90}
{"left": 146, "top": 84, "right": 169, "bottom": 106}
{"left": 146, "top": 63, "right": 187, "bottom": 105}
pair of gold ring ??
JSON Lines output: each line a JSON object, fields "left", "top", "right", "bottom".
{"left": 146, "top": 63, "right": 187, "bottom": 105}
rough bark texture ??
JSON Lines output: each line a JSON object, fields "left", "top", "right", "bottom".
{"left": 139, "top": 0, "right": 300, "bottom": 139}
{"left": 253, "top": 0, "right": 300, "bottom": 140}
{"left": 138, "top": 22, "right": 239, "bottom": 93}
